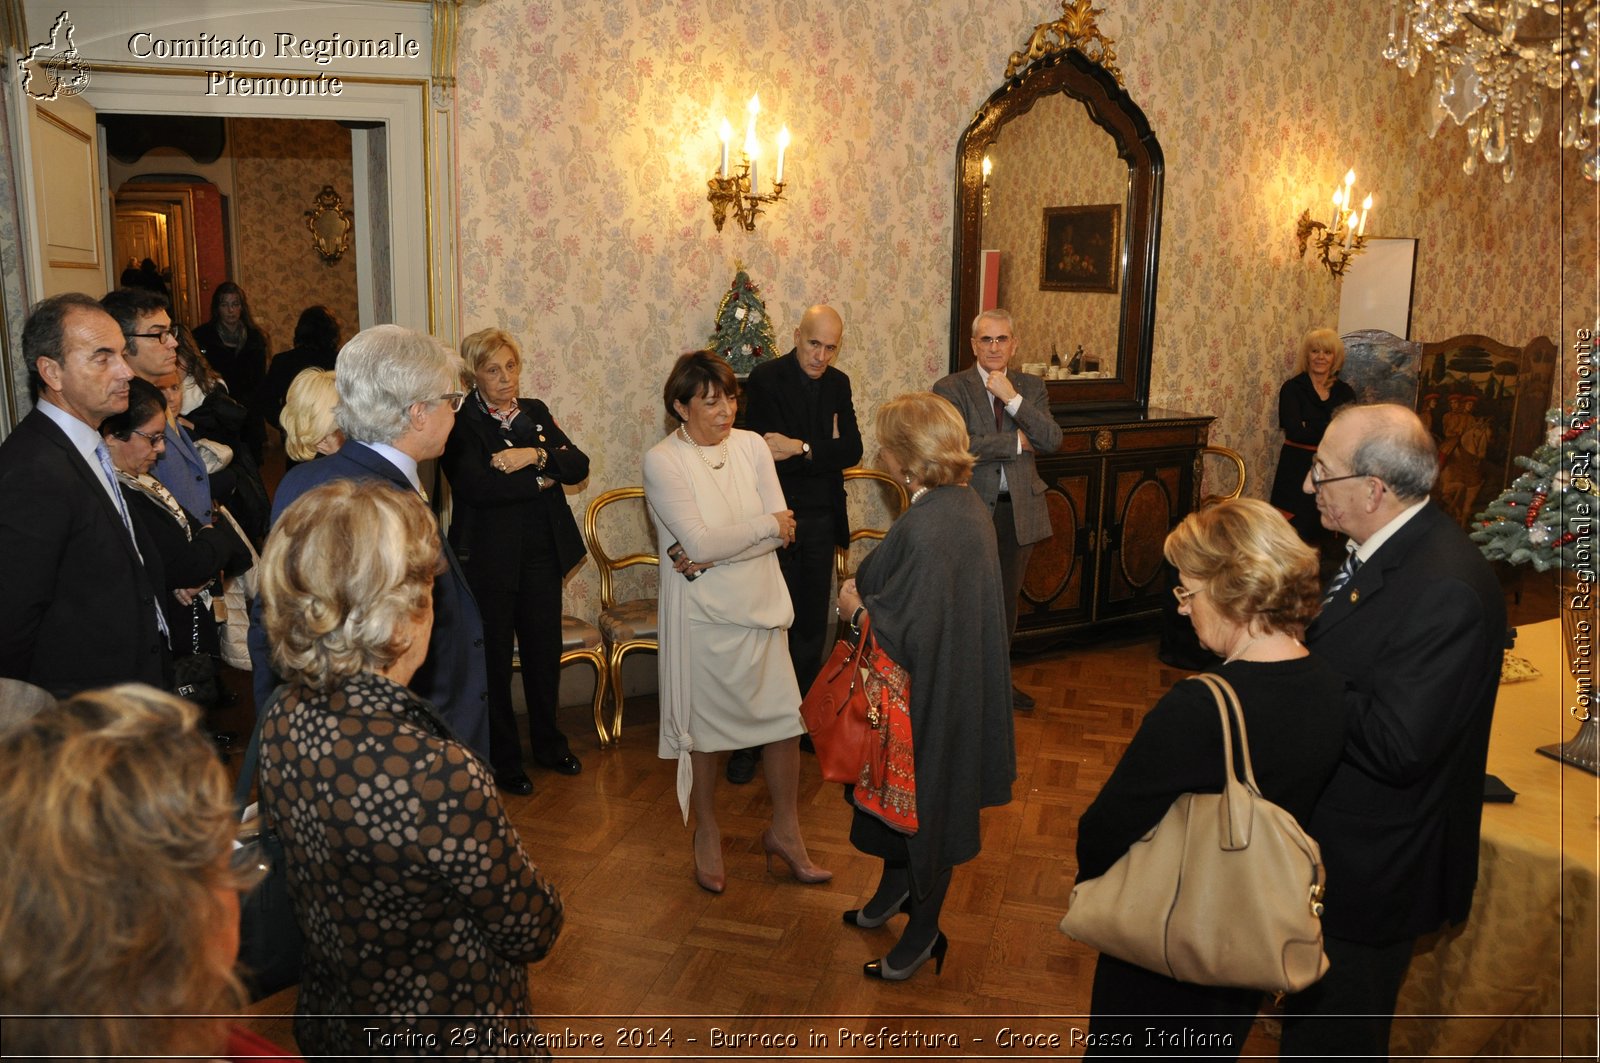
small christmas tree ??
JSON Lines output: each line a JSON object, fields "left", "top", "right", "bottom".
{"left": 1475, "top": 405, "right": 1600, "bottom": 777}
{"left": 1472, "top": 407, "right": 1599, "bottom": 570}
{"left": 707, "top": 266, "right": 778, "bottom": 375}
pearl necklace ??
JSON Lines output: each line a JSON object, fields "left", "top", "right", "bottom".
{"left": 910, "top": 485, "right": 930, "bottom": 505}
{"left": 678, "top": 425, "right": 727, "bottom": 470}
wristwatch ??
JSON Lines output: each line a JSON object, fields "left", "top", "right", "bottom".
{"left": 800, "top": 441, "right": 812, "bottom": 459}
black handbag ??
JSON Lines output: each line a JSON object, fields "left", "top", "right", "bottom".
{"left": 173, "top": 602, "right": 220, "bottom": 708}
{"left": 233, "top": 688, "right": 304, "bottom": 1001}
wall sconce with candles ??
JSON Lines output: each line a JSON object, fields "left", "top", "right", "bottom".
{"left": 1295, "top": 169, "right": 1373, "bottom": 278}
{"left": 706, "top": 95, "right": 790, "bottom": 232}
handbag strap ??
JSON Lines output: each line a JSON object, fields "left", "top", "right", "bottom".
{"left": 1191, "top": 673, "right": 1260, "bottom": 850}
{"left": 234, "top": 685, "right": 287, "bottom": 815}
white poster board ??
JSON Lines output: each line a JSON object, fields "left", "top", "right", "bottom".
{"left": 1338, "top": 237, "right": 1417, "bottom": 339}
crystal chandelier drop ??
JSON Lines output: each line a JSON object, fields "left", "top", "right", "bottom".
{"left": 1383, "top": 0, "right": 1600, "bottom": 182}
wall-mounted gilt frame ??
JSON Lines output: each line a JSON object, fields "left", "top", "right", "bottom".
{"left": 304, "top": 185, "right": 353, "bottom": 263}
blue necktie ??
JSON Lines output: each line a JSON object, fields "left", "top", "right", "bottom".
{"left": 1323, "top": 550, "right": 1362, "bottom": 605}
{"left": 96, "top": 443, "right": 170, "bottom": 639}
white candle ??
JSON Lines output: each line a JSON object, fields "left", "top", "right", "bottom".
{"left": 775, "top": 126, "right": 790, "bottom": 185}
{"left": 1358, "top": 194, "right": 1372, "bottom": 236}
{"left": 746, "top": 131, "right": 759, "bottom": 194}
{"left": 719, "top": 119, "right": 731, "bottom": 178}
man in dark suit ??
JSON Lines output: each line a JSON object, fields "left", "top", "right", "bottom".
{"left": 1280, "top": 402, "right": 1505, "bottom": 1059}
{"left": 0, "top": 293, "right": 167, "bottom": 695}
{"left": 247, "top": 325, "right": 492, "bottom": 761}
{"left": 731, "top": 305, "right": 863, "bottom": 783}
{"left": 933, "top": 308, "right": 1061, "bottom": 710}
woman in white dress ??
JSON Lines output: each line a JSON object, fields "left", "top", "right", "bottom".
{"left": 643, "top": 351, "right": 832, "bottom": 894}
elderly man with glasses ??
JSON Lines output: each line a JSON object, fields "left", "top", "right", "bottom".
{"left": 1279, "top": 402, "right": 1505, "bottom": 1060}
{"left": 932, "top": 308, "right": 1062, "bottom": 711}
{"left": 246, "top": 325, "right": 489, "bottom": 759}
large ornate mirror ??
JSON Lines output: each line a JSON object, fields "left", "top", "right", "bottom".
{"left": 951, "top": 2, "right": 1163, "bottom": 411}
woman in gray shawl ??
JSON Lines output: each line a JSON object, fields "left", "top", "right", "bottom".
{"left": 836, "top": 392, "right": 1016, "bottom": 980}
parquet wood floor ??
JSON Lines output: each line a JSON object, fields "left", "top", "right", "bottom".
{"left": 243, "top": 570, "right": 1558, "bottom": 1059}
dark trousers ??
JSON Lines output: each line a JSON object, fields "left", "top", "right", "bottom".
{"left": 465, "top": 542, "right": 571, "bottom": 777}
{"left": 1278, "top": 933, "right": 1417, "bottom": 1061}
{"left": 1085, "top": 953, "right": 1258, "bottom": 1058}
{"left": 992, "top": 494, "right": 1033, "bottom": 646}
{"left": 777, "top": 511, "right": 836, "bottom": 694}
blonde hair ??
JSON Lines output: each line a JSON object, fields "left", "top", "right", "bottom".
{"left": 1164, "top": 497, "right": 1321, "bottom": 635}
{"left": 876, "top": 392, "right": 976, "bottom": 488}
{"left": 459, "top": 327, "right": 521, "bottom": 377}
{"left": 260, "top": 479, "right": 440, "bottom": 690}
{"left": 281, "top": 368, "right": 340, "bottom": 462}
{"left": 1296, "top": 327, "right": 1346, "bottom": 376}
{"left": 0, "top": 685, "right": 244, "bottom": 1058}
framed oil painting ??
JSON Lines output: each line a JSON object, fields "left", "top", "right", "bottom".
{"left": 1040, "top": 204, "right": 1120, "bottom": 293}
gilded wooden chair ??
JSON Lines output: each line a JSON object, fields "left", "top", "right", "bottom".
{"left": 1199, "top": 446, "right": 1247, "bottom": 508}
{"left": 836, "top": 467, "right": 911, "bottom": 584}
{"left": 511, "top": 622, "right": 610, "bottom": 748}
{"left": 582, "top": 487, "right": 658, "bottom": 742}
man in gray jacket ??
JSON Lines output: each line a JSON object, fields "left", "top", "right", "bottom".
{"left": 933, "top": 309, "right": 1061, "bottom": 709}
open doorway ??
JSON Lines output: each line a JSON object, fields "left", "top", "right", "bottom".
{"left": 101, "top": 114, "right": 367, "bottom": 354}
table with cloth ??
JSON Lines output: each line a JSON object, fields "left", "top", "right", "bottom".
{"left": 1390, "top": 617, "right": 1598, "bottom": 1059}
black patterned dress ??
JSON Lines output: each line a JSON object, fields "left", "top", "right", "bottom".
{"left": 260, "top": 672, "right": 563, "bottom": 1057}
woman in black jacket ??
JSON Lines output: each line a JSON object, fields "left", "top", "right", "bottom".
{"left": 442, "top": 328, "right": 589, "bottom": 794}
{"left": 100, "top": 378, "right": 251, "bottom": 669}
{"left": 1074, "top": 499, "right": 1348, "bottom": 1056}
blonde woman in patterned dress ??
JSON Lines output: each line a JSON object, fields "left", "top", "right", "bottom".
{"left": 258, "top": 478, "right": 562, "bottom": 1057}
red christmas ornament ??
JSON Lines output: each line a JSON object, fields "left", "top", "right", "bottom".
{"left": 1525, "top": 489, "right": 1548, "bottom": 527}
{"left": 1562, "top": 419, "right": 1594, "bottom": 442}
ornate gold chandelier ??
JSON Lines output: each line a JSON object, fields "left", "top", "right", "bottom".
{"left": 1383, "top": 0, "right": 1599, "bottom": 181}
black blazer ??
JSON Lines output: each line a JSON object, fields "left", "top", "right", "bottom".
{"left": 1305, "top": 502, "right": 1505, "bottom": 944}
{"left": 0, "top": 409, "right": 167, "bottom": 694}
{"left": 441, "top": 396, "right": 588, "bottom": 578}
{"left": 246, "top": 442, "right": 491, "bottom": 759}
{"left": 742, "top": 350, "right": 863, "bottom": 547}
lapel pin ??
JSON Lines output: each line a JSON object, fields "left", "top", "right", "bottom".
{"left": 1349, "top": 589, "right": 1360, "bottom": 603}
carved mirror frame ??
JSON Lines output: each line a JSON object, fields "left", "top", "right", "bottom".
{"left": 951, "top": 11, "right": 1163, "bottom": 412}
{"left": 304, "top": 185, "right": 354, "bottom": 263}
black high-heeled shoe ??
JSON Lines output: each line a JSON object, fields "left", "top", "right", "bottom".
{"left": 863, "top": 931, "right": 947, "bottom": 981}
{"left": 842, "top": 890, "right": 910, "bottom": 929}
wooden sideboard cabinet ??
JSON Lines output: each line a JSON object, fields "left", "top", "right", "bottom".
{"left": 1016, "top": 407, "right": 1214, "bottom": 646}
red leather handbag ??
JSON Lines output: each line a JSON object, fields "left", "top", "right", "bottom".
{"left": 799, "top": 614, "right": 917, "bottom": 833}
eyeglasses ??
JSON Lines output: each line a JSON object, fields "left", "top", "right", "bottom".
{"left": 127, "top": 327, "right": 178, "bottom": 343}
{"left": 436, "top": 392, "right": 466, "bottom": 412}
{"left": 1309, "top": 464, "right": 1369, "bottom": 491}
{"left": 1173, "top": 584, "right": 1202, "bottom": 606}
{"left": 975, "top": 335, "right": 1012, "bottom": 346}
{"left": 129, "top": 427, "right": 166, "bottom": 448}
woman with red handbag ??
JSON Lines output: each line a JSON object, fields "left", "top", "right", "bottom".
{"left": 835, "top": 392, "right": 1016, "bottom": 980}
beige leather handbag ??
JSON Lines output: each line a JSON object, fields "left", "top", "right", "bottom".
{"left": 1059, "top": 673, "right": 1330, "bottom": 994}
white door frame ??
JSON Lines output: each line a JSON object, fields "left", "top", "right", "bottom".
{"left": 13, "top": 68, "right": 437, "bottom": 335}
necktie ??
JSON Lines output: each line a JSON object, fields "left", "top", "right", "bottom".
{"left": 1323, "top": 550, "right": 1362, "bottom": 605}
{"left": 993, "top": 394, "right": 1005, "bottom": 431}
{"left": 97, "top": 443, "right": 169, "bottom": 638}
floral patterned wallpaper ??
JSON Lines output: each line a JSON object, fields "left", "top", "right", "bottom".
{"left": 230, "top": 118, "right": 359, "bottom": 356}
{"left": 453, "top": 0, "right": 1583, "bottom": 620}
{"left": 985, "top": 89, "right": 1125, "bottom": 373}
